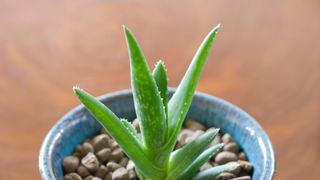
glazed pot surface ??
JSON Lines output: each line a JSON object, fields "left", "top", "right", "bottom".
{"left": 39, "top": 89, "right": 275, "bottom": 180}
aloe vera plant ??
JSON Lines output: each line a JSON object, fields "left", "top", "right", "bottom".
{"left": 73, "top": 25, "right": 239, "bottom": 180}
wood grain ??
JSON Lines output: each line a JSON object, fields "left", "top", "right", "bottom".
{"left": 0, "top": 0, "right": 319, "bottom": 179}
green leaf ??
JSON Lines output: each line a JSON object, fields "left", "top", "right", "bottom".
{"left": 136, "top": 168, "right": 147, "bottom": 180}
{"left": 166, "top": 25, "right": 220, "bottom": 151}
{"left": 166, "top": 129, "right": 220, "bottom": 180}
{"left": 123, "top": 26, "right": 167, "bottom": 151}
{"left": 177, "top": 143, "right": 224, "bottom": 180}
{"left": 192, "top": 162, "right": 240, "bottom": 180}
{"left": 120, "top": 118, "right": 140, "bottom": 141}
{"left": 73, "top": 87, "right": 164, "bottom": 179}
{"left": 152, "top": 60, "right": 169, "bottom": 125}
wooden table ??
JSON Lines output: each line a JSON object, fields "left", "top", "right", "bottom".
{"left": 0, "top": 1, "right": 319, "bottom": 179}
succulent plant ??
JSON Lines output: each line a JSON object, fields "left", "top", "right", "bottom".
{"left": 73, "top": 25, "right": 239, "bottom": 180}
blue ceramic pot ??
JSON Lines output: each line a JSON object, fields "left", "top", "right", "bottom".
{"left": 39, "top": 89, "right": 275, "bottom": 180}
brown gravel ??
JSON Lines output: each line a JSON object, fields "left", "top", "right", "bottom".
{"left": 63, "top": 119, "right": 252, "bottom": 180}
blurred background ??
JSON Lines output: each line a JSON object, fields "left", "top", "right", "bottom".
{"left": 0, "top": 0, "right": 319, "bottom": 179}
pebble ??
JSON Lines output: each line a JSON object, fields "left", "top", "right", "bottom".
{"left": 75, "top": 142, "right": 94, "bottom": 158}
{"left": 84, "top": 176, "right": 102, "bottom": 180}
{"left": 215, "top": 152, "right": 238, "bottom": 164}
{"left": 185, "top": 120, "right": 206, "bottom": 131}
{"left": 63, "top": 156, "right": 80, "bottom": 173}
{"left": 92, "top": 178, "right": 102, "bottom": 180}
{"left": 200, "top": 162, "right": 212, "bottom": 171}
{"left": 92, "top": 134, "right": 110, "bottom": 152}
{"left": 109, "top": 148, "right": 124, "bottom": 162}
{"left": 132, "top": 119, "right": 140, "bottom": 133}
{"left": 104, "top": 172, "right": 112, "bottom": 180}
{"left": 185, "top": 130, "right": 204, "bottom": 144}
{"left": 222, "top": 133, "right": 234, "bottom": 143}
{"left": 230, "top": 176, "right": 251, "bottom": 180}
{"left": 84, "top": 176, "right": 93, "bottom": 180}
{"left": 100, "top": 128, "right": 108, "bottom": 135}
{"left": 95, "top": 165, "right": 108, "bottom": 178}
{"left": 112, "top": 168, "right": 129, "bottom": 180}
{"left": 209, "top": 129, "right": 222, "bottom": 147}
{"left": 110, "top": 141, "right": 119, "bottom": 150}
{"left": 119, "top": 157, "right": 129, "bottom": 167}
{"left": 64, "top": 173, "right": 82, "bottom": 180}
{"left": 238, "top": 152, "right": 247, "bottom": 161}
{"left": 77, "top": 165, "right": 90, "bottom": 178}
{"left": 178, "top": 129, "right": 193, "bottom": 146}
{"left": 83, "top": 142, "right": 95, "bottom": 154}
{"left": 81, "top": 152, "right": 100, "bottom": 172}
{"left": 126, "top": 160, "right": 135, "bottom": 170}
{"left": 128, "top": 170, "right": 137, "bottom": 180}
{"left": 96, "top": 148, "right": 111, "bottom": 162}
{"left": 238, "top": 160, "right": 253, "bottom": 172}
{"left": 211, "top": 162, "right": 219, "bottom": 167}
{"left": 73, "top": 149, "right": 82, "bottom": 158}
{"left": 216, "top": 172, "right": 236, "bottom": 180}
{"left": 223, "top": 142, "right": 240, "bottom": 153}
{"left": 106, "top": 162, "right": 122, "bottom": 171}
{"left": 227, "top": 163, "right": 241, "bottom": 175}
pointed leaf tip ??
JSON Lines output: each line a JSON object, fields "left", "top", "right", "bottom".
{"left": 123, "top": 26, "right": 133, "bottom": 37}
{"left": 122, "top": 24, "right": 129, "bottom": 31}
{"left": 72, "top": 86, "right": 79, "bottom": 91}
{"left": 72, "top": 86, "right": 82, "bottom": 94}
{"left": 214, "top": 128, "right": 220, "bottom": 134}
{"left": 158, "top": 59, "right": 164, "bottom": 64}
{"left": 210, "top": 24, "right": 220, "bottom": 36}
